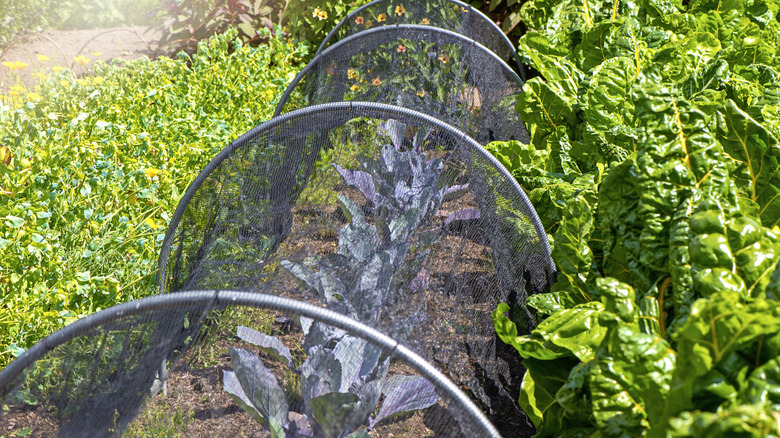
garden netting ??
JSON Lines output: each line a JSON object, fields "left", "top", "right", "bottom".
{"left": 0, "top": 2, "right": 553, "bottom": 436}
{"left": 0, "top": 292, "right": 502, "bottom": 437}
{"left": 275, "top": 25, "right": 529, "bottom": 145}
{"left": 316, "top": 0, "right": 525, "bottom": 80}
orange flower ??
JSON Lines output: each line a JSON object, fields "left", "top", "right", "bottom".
{"left": 365, "top": 20, "right": 373, "bottom": 27}
{"left": 461, "top": 6, "right": 469, "bottom": 12}
{"left": 397, "top": 45, "right": 406, "bottom": 53}
{"left": 355, "top": 16, "right": 364, "bottom": 25}
{"left": 372, "top": 77, "right": 381, "bottom": 86}
{"left": 395, "top": 5, "right": 406, "bottom": 16}
{"left": 377, "top": 13, "right": 387, "bottom": 22}
{"left": 144, "top": 168, "right": 161, "bottom": 178}
{"left": 416, "top": 90, "right": 426, "bottom": 97}
{"left": 421, "top": 18, "right": 431, "bottom": 25}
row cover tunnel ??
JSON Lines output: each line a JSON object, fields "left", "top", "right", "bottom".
{"left": 0, "top": 1, "right": 555, "bottom": 436}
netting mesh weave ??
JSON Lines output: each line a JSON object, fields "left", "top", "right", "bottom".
{"left": 0, "top": 292, "right": 502, "bottom": 437}
{"left": 316, "top": 0, "right": 524, "bottom": 79}
{"left": 0, "top": 3, "right": 554, "bottom": 436}
{"left": 276, "top": 25, "right": 529, "bottom": 144}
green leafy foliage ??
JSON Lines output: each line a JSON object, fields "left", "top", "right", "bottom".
{"left": 283, "top": 0, "right": 371, "bottom": 48}
{"left": 0, "top": 28, "right": 308, "bottom": 367}
{"left": 489, "top": 0, "right": 780, "bottom": 435}
{"left": 150, "top": 0, "right": 286, "bottom": 56}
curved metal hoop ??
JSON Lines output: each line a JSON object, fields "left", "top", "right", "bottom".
{"left": 317, "top": 0, "right": 526, "bottom": 80}
{"left": 0, "top": 290, "right": 502, "bottom": 438}
{"left": 274, "top": 24, "right": 523, "bottom": 119}
{"left": 157, "top": 101, "right": 554, "bottom": 291}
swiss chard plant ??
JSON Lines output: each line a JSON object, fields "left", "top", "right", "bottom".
{"left": 487, "top": 0, "right": 780, "bottom": 436}
{"left": 224, "top": 120, "right": 479, "bottom": 436}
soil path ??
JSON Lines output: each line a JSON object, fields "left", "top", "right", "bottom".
{"left": 0, "top": 26, "right": 160, "bottom": 93}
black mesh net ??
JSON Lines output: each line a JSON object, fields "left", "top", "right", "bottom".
{"left": 1, "top": 8, "right": 552, "bottom": 436}
{"left": 157, "top": 102, "right": 553, "bottom": 435}
{"left": 275, "top": 25, "right": 529, "bottom": 145}
{"left": 316, "top": 0, "right": 524, "bottom": 78}
{"left": 0, "top": 292, "right": 502, "bottom": 437}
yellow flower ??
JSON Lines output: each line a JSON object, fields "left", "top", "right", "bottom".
{"left": 462, "top": 6, "right": 469, "bottom": 12}
{"left": 77, "top": 79, "right": 90, "bottom": 86}
{"left": 3, "top": 61, "right": 29, "bottom": 71}
{"left": 417, "top": 90, "right": 426, "bottom": 97}
{"left": 365, "top": 20, "right": 373, "bottom": 27}
{"left": 35, "top": 72, "right": 46, "bottom": 80}
{"left": 439, "top": 53, "right": 449, "bottom": 63}
{"left": 10, "top": 85, "right": 26, "bottom": 93}
{"left": 90, "top": 51, "right": 103, "bottom": 57}
{"left": 73, "top": 55, "right": 89, "bottom": 66}
{"left": 377, "top": 13, "right": 387, "bottom": 22}
{"left": 347, "top": 69, "right": 358, "bottom": 79}
{"left": 59, "top": 80, "right": 70, "bottom": 87}
{"left": 312, "top": 7, "right": 328, "bottom": 20}
{"left": 372, "top": 77, "right": 381, "bottom": 86}
{"left": 350, "top": 84, "right": 360, "bottom": 92}
{"left": 144, "top": 168, "right": 161, "bottom": 178}
{"left": 92, "top": 76, "right": 105, "bottom": 85}
{"left": 395, "top": 5, "right": 405, "bottom": 16}
{"left": 25, "top": 92, "right": 42, "bottom": 101}
{"left": 421, "top": 18, "right": 431, "bottom": 25}
{"left": 52, "top": 66, "right": 64, "bottom": 73}
{"left": 36, "top": 54, "right": 51, "bottom": 62}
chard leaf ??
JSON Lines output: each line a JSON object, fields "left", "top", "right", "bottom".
{"left": 716, "top": 99, "right": 780, "bottom": 227}
{"left": 665, "top": 292, "right": 780, "bottom": 422}
{"left": 739, "top": 357, "right": 780, "bottom": 409}
{"left": 549, "top": 191, "right": 599, "bottom": 303}
{"left": 582, "top": 56, "right": 638, "bottom": 153}
{"left": 519, "top": 357, "right": 591, "bottom": 436}
{"left": 229, "top": 347, "right": 289, "bottom": 430}
{"left": 334, "top": 164, "right": 376, "bottom": 204}
{"left": 310, "top": 392, "right": 361, "bottom": 438}
{"left": 589, "top": 324, "right": 675, "bottom": 436}
{"left": 237, "top": 326, "right": 293, "bottom": 368}
{"left": 370, "top": 375, "right": 439, "bottom": 428}
{"left": 517, "top": 78, "right": 578, "bottom": 147}
{"left": 493, "top": 301, "right": 607, "bottom": 361}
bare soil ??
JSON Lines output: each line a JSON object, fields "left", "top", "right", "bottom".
{"left": 0, "top": 26, "right": 160, "bottom": 93}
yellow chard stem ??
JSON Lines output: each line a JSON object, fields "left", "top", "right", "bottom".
{"left": 583, "top": 0, "right": 593, "bottom": 27}
{"left": 612, "top": 0, "right": 620, "bottom": 19}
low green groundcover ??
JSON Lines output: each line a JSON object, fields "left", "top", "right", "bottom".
{"left": 0, "top": 28, "right": 308, "bottom": 367}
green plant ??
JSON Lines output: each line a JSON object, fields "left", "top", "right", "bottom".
{"left": 283, "top": 0, "right": 371, "bottom": 47}
{"left": 151, "top": 0, "right": 288, "bottom": 56}
{"left": 0, "top": 27, "right": 308, "bottom": 368}
{"left": 487, "top": 0, "right": 780, "bottom": 436}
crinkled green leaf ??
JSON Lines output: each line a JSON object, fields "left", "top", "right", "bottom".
{"left": 664, "top": 292, "right": 780, "bottom": 423}
{"left": 549, "top": 191, "right": 600, "bottom": 303}
{"left": 716, "top": 99, "right": 780, "bottom": 227}
{"left": 521, "top": 357, "right": 593, "bottom": 436}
